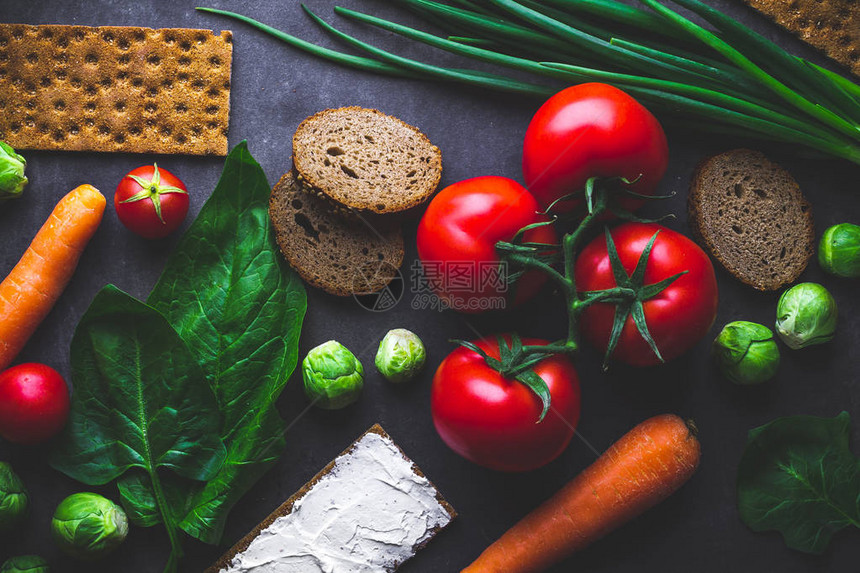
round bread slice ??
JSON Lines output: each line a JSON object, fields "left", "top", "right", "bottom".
{"left": 688, "top": 149, "right": 814, "bottom": 291}
{"left": 293, "top": 107, "right": 442, "bottom": 215}
{"left": 270, "top": 171, "right": 404, "bottom": 296}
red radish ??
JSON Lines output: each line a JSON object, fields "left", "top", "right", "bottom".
{"left": 0, "top": 363, "right": 70, "bottom": 444}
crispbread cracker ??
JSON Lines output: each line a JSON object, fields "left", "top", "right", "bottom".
{"left": 742, "top": 0, "right": 859, "bottom": 77}
{"left": 0, "top": 24, "right": 232, "bottom": 155}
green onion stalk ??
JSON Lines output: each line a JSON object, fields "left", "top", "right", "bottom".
{"left": 197, "top": 0, "right": 860, "bottom": 166}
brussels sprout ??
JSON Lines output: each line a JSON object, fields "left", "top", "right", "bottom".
{"left": 375, "top": 329, "right": 426, "bottom": 383}
{"left": 0, "top": 462, "right": 28, "bottom": 531}
{"left": 819, "top": 223, "right": 860, "bottom": 278}
{"left": 51, "top": 492, "right": 128, "bottom": 561}
{"left": 775, "top": 283, "right": 838, "bottom": 350}
{"left": 0, "top": 555, "right": 49, "bottom": 573}
{"left": 302, "top": 340, "right": 364, "bottom": 409}
{"left": 712, "top": 321, "right": 780, "bottom": 385}
{"left": 0, "top": 141, "right": 28, "bottom": 201}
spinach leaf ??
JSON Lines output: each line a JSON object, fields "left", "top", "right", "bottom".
{"left": 737, "top": 411, "right": 860, "bottom": 554}
{"left": 148, "top": 141, "right": 307, "bottom": 544}
{"left": 50, "top": 285, "right": 226, "bottom": 571}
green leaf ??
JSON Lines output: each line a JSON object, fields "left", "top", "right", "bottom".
{"left": 147, "top": 141, "right": 307, "bottom": 544}
{"left": 49, "top": 285, "right": 226, "bottom": 571}
{"left": 737, "top": 412, "right": 860, "bottom": 554}
{"left": 515, "top": 369, "right": 551, "bottom": 422}
{"left": 50, "top": 285, "right": 225, "bottom": 486}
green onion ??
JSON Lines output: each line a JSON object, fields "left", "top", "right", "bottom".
{"left": 196, "top": 0, "right": 860, "bottom": 166}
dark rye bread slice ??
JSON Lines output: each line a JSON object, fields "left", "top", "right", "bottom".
{"left": 688, "top": 149, "right": 814, "bottom": 291}
{"left": 270, "top": 171, "right": 404, "bottom": 296}
{"left": 293, "top": 107, "right": 442, "bottom": 215}
{"left": 206, "top": 424, "right": 456, "bottom": 573}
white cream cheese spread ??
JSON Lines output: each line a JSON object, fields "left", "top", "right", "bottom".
{"left": 221, "top": 431, "right": 453, "bottom": 573}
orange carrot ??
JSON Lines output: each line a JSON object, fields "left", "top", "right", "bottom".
{"left": 462, "top": 414, "right": 701, "bottom": 573}
{"left": 0, "top": 184, "right": 105, "bottom": 371}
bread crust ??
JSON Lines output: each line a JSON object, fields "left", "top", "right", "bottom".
{"left": 688, "top": 149, "right": 814, "bottom": 291}
{"left": 269, "top": 170, "right": 404, "bottom": 296}
{"left": 293, "top": 106, "right": 442, "bottom": 214}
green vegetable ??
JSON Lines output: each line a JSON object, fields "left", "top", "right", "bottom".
{"left": 0, "top": 462, "right": 28, "bottom": 531}
{"left": 819, "top": 223, "right": 860, "bottom": 278}
{"left": 712, "top": 321, "right": 779, "bottom": 385}
{"left": 50, "top": 143, "right": 307, "bottom": 572}
{"left": 52, "top": 493, "right": 128, "bottom": 561}
{"left": 197, "top": 1, "right": 860, "bottom": 166}
{"left": 775, "top": 283, "right": 838, "bottom": 349}
{"left": 0, "top": 141, "right": 27, "bottom": 201}
{"left": 303, "top": 340, "right": 364, "bottom": 409}
{"left": 49, "top": 286, "right": 226, "bottom": 571}
{"left": 147, "top": 141, "right": 307, "bottom": 544}
{"left": 375, "top": 328, "right": 427, "bottom": 383}
{"left": 737, "top": 412, "right": 860, "bottom": 554}
{"left": 0, "top": 556, "right": 49, "bottom": 573}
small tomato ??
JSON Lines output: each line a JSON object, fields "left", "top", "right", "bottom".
{"left": 0, "top": 363, "right": 70, "bottom": 444}
{"left": 575, "top": 223, "right": 719, "bottom": 367}
{"left": 431, "top": 336, "right": 580, "bottom": 472}
{"left": 417, "top": 176, "right": 557, "bottom": 313}
{"left": 114, "top": 163, "right": 188, "bottom": 239}
{"left": 523, "top": 83, "right": 669, "bottom": 213}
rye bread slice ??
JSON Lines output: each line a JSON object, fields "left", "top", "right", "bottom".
{"left": 688, "top": 149, "right": 814, "bottom": 291}
{"left": 206, "top": 424, "right": 456, "bottom": 573}
{"left": 293, "top": 107, "right": 442, "bottom": 214}
{"left": 269, "top": 171, "right": 404, "bottom": 296}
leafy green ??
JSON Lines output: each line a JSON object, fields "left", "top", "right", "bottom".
{"left": 197, "top": 1, "right": 860, "bottom": 166}
{"left": 147, "top": 141, "right": 307, "bottom": 544}
{"left": 50, "top": 285, "right": 226, "bottom": 571}
{"left": 737, "top": 412, "right": 860, "bottom": 554}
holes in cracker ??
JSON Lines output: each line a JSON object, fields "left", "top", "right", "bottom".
{"left": 98, "top": 124, "right": 111, "bottom": 136}
{"left": 192, "top": 79, "right": 205, "bottom": 91}
{"left": 128, "top": 125, "right": 141, "bottom": 136}
{"left": 209, "top": 56, "right": 221, "bottom": 67}
{"left": 147, "top": 54, "right": 161, "bottom": 66}
{"left": 144, "top": 102, "right": 158, "bottom": 113}
{"left": 25, "top": 52, "right": 38, "bottom": 64}
{"left": 84, "top": 101, "right": 96, "bottom": 112}
{"left": 53, "top": 100, "right": 66, "bottom": 111}
{"left": 118, "top": 38, "right": 130, "bottom": 51}
{"left": 115, "top": 101, "right": 126, "bottom": 112}
{"left": 85, "top": 52, "right": 98, "bottom": 64}
{"left": 175, "top": 103, "right": 188, "bottom": 114}
{"left": 180, "top": 40, "right": 191, "bottom": 52}
{"left": 162, "top": 79, "right": 173, "bottom": 89}
{"left": 195, "top": 33, "right": 208, "bottom": 44}
{"left": 206, "top": 105, "right": 219, "bottom": 115}
{"left": 39, "top": 76, "right": 51, "bottom": 88}
{"left": 148, "top": 86, "right": 159, "bottom": 97}
{"left": 131, "top": 77, "right": 143, "bottom": 87}
{"left": 133, "top": 31, "right": 145, "bottom": 43}
{"left": 118, "top": 54, "right": 130, "bottom": 65}
{"left": 102, "top": 32, "right": 114, "bottom": 44}
{"left": 207, "top": 87, "right": 220, "bottom": 98}
{"left": 178, "top": 56, "right": 191, "bottom": 66}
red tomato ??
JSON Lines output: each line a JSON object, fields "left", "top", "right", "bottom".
{"left": 114, "top": 163, "right": 189, "bottom": 239}
{"left": 523, "top": 83, "right": 668, "bottom": 213}
{"left": 575, "top": 223, "right": 718, "bottom": 366}
{"left": 0, "top": 363, "right": 70, "bottom": 444}
{"left": 431, "top": 337, "right": 580, "bottom": 472}
{"left": 417, "top": 176, "right": 557, "bottom": 313}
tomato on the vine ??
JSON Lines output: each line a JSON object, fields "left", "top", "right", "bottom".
{"left": 417, "top": 176, "right": 557, "bottom": 313}
{"left": 575, "top": 222, "right": 718, "bottom": 367}
{"left": 0, "top": 363, "right": 70, "bottom": 444}
{"left": 523, "top": 83, "right": 668, "bottom": 213}
{"left": 114, "top": 163, "right": 189, "bottom": 239}
{"left": 431, "top": 336, "right": 580, "bottom": 472}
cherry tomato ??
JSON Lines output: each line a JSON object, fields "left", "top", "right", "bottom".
{"left": 523, "top": 83, "right": 669, "bottom": 213}
{"left": 431, "top": 337, "right": 580, "bottom": 472}
{"left": 0, "top": 363, "right": 70, "bottom": 444}
{"left": 417, "top": 176, "right": 557, "bottom": 313}
{"left": 114, "top": 163, "right": 189, "bottom": 239}
{"left": 575, "top": 223, "right": 719, "bottom": 367}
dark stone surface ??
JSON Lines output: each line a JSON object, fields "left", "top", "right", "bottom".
{"left": 1, "top": 1, "right": 859, "bottom": 572}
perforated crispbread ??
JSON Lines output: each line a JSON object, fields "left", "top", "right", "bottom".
{"left": 742, "top": 0, "right": 859, "bottom": 77}
{"left": 0, "top": 24, "right": 232, "bottom": 155}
